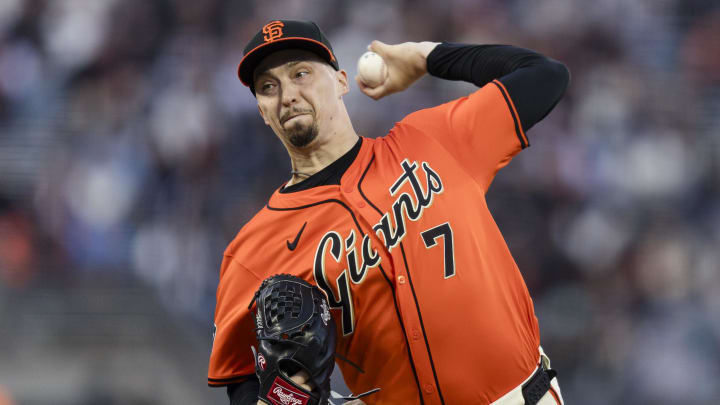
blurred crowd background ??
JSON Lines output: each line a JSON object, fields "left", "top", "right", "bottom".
{"left": 0, "top": 0, "right": 718, "bottom": 404}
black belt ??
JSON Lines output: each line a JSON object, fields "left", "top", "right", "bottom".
{"left": 521, "top": 362, "right": 558, "bottom": 405}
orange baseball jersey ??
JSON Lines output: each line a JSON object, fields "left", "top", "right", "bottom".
{"left": 209, "top": 80, "right": 541, "bottom": 404}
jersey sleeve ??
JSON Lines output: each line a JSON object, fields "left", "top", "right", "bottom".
{"left": 397, "top": 80, "right": 528, "bottom": 192}
{"left": 208, "top": 254, "right": 262, "bottom": 386}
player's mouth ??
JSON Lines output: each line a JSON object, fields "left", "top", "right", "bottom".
{"left": 283, "top": 114, "right": 308, "bottom": 124}
{"left": 281, "top": 110, "right": 313, "bottom": 126}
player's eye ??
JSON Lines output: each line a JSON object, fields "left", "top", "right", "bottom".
{"left": 295, "top": 70, "right": 309, "bottom": 79}
{"left": 260, "top": 82, "right": 276, "bottom": 92}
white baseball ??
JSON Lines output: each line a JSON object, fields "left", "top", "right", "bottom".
{"left": 357, "top": 51, "right": 387, "bottom": 88}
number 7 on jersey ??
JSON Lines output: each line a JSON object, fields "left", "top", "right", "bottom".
{"left": 420, "top": 222, "right": 455, "bottom": 279}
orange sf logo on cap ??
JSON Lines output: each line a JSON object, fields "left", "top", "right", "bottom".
{"left": 262, "top": 21, "right": 284, "bottom": 42}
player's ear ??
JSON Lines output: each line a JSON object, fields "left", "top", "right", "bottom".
{"left": 257, "top": 105, "right": 271, "bottom": 126}
{"left": 336, "top": 69, "right": 349, "bottom": 97}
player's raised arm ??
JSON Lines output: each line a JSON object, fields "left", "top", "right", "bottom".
{"left": 359, "top": 41, "right": 570, "bottom": 133}
{"left": 427, "top": 43, "right": 569, "bottom": 132}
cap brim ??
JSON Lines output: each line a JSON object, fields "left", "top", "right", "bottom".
{"left": 238, "top": 37, "right": 338, "bottom": 89}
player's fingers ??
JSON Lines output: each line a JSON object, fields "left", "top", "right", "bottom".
{"left": 368, "top": 40, "right": 391, "bottom": 60}
{"left": 367, "top": 89, "right": 386, "bottom": 100}
{"left": 290, "top": 370, "right": 315, "bottom": 391}
{"left": 289, "top": 370, "right": 310, "bottom": 383}
{"left": 355, "top": 75, "right": 380, "bottom": 92}
{"left": 355, "top": 75, "right": 387, "bottom": 100}
{"left": 368, "top": 40, "right": 397, "bottom": 63}
{"left": 355, "top": 75, "right": 368, "bottom": 91}
{"left": 343, "top": 400, "right": 367, "bottom": 405}
{"left": 363, "top": 85, "right": 388, "bottom": 100}
{"left": 355, "top": 75, "right": 374, "bottom": 95}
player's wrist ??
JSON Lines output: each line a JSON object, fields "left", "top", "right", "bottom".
{"left": 402, "top": 41, "right": 439, "bottom": 82}
{"left": 400, "top": 41, "right": 438, "bottom": 75}
{"left": 412, "top": 41, "right": 439, "bottom": 74}
{"left": 416, "top": 41, "right": 440, "bottom": 63}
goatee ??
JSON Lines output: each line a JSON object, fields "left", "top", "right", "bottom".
{"left": 287, "top": 121, "right": 319, "bottom": 148}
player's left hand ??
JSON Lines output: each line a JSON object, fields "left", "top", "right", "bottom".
{"left": 251, "top": 274, "right": 337, "bottom": 405}
{"left": 289, "top": 370, "right": 315, "bottom": 391}
{"left": 356, "top": 41, "right": 439, "bottom": 100}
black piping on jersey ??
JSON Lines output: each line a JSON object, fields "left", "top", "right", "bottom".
{"left": 396, "top": 243, "right": 446, "bottom": 404}
{"left": 208, "top": 373, "right": 255, "bottom": 386}
{"left": 358, "top": 156, "right": 443, "bottom": 405}
{"left": 491, "top": 80, "right": 528, "bottom": 149}
{"left": 266, "top": 198, "right": 362, "bottom": 228}
{"left": 357, "top": 156, "right": 384, "bottom": 215}
{"left": 358, "top": 156, "right": 426, "bottom": 404}
{"left": 357, "top": 158, "right": 394, "bottom": 292}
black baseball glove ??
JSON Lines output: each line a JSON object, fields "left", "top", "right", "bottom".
{"left": 248, "top": 274, "right": 337, "bottom": 405}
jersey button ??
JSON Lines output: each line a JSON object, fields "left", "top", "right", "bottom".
{"left": 412, "top": 329, "right": 421, "bottom": 341}
{"left": 343, "top": 185, "right": 353, "bottom": 193}
{"left": 357, "top": 200, "right": 366, "bottom": 208}
{"left": 423, "top": 383, "right": 435, "bottom": 394}
{"left": 397, "top": 275, "right": 406, "bottom": 284}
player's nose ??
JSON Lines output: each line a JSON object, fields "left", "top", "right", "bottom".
{"left": 280, "top": 83, "right": 300, "bottom": 107}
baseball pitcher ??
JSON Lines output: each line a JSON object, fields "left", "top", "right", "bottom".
{"left": 208, "top": 19, "right": 570, "bottom": 405}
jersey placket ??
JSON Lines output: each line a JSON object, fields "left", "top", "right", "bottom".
{"left": 392, "top": 246, "right": 443, "bottom": 405}
{"left": 341, "top": 177, "right": 444, "bottom": 405}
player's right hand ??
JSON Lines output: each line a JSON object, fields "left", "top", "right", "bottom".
{"left": 356, "top": 40, "right": 439, "bottom": 100}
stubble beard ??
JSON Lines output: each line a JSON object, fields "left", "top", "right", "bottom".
{"left": 286, "top": 120, "right": 319, "bottom": 148}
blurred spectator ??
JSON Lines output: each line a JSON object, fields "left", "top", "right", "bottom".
{"left": 0, "top": 194, "right": 34, "bottom": 287}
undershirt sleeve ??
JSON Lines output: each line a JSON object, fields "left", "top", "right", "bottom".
{"left": 227, "top": 378, "right": 260, "bottom": 405}
{"left": 426, "top": 43, "right": 570, "bottom": 132}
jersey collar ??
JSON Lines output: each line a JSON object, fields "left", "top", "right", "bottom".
{"left": 267, "top": 137, "right": 374, "bottom": 209}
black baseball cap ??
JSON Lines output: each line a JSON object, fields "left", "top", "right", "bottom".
{"left": 238, "top": 20, "right": 340, "bottom": 94}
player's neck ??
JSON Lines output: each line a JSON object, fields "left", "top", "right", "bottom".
{"left": 286, "top": 125, "right": 358, "bottom": 185}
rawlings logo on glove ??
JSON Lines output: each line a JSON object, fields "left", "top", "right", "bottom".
{"left": 268, "top": 377, "right": 310, "bottom": 405}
